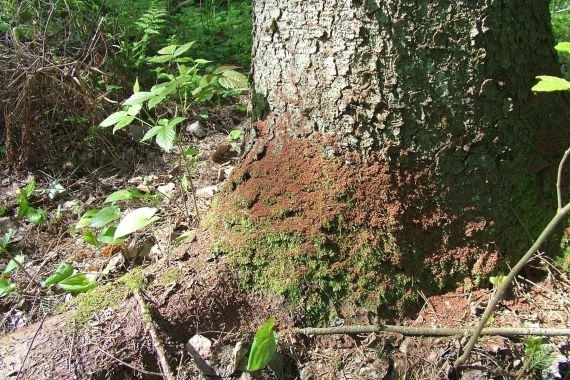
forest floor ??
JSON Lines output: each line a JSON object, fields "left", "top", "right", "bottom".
{"left": 1, "top": 103, "right": 570, "bottom": 379}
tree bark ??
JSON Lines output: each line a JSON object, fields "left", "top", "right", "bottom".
{"left": 210, "top": 0, "right": 570, "bottom": 320}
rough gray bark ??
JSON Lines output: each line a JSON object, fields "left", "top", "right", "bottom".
{"left": 212, "top": 0, "right": 570, "bottom": 318}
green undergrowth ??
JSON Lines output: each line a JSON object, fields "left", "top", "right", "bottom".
{"left": 170, "top": 1, "right": 252, "bottom": 68}
{"left": 551, "top": 2, "right": 570, "bottom": 79}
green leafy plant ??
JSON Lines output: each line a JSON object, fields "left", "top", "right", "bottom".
{"left": 489, "top": 274, "right": 506, "bottom": 287}
{"left": 516, "top": 337, "right": 556, "bottom": 379}
{"left": 228, "top": 129, "right": 243, "bottom": 141}
{"left": 99, "top": 42, "right": 248, "bottom": 221}
{"left": 17, "top": 180, "right": 47, "bottom": 225}
{"left": 0, "top": 229, "right": 24, "bottom": 298}
{"left": 246, "top": 316, "right": 278, "bottom": 372}
{"left": 40, "top": 262, "right": 97, "bottom": 294}
{"left": 99, "top": 42, "right": 248, "bottom": 149}
{"left": 75, "top": 188, "right": 160, "bottom": 246}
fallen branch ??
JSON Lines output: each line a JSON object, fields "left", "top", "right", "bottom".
{"left": 294, "top": 325, "right": 570, "bottom": 337}
{"left": 133, "top": 289, "right": 176, "bottom": 380}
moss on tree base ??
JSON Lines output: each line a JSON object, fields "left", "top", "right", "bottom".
{"left": 206, "top": 134, "right": 504, "bottom": 323}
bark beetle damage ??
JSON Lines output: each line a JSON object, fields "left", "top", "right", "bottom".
{"left": 208, "top": 134, "right": 500, "bottom": 320}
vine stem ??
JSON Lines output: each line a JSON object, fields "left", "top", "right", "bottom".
{"left": 556, "top": 147, "right": 570, "bottom": 211}
{"left": 453, "top": 201, "right": 570, "bottom": 368}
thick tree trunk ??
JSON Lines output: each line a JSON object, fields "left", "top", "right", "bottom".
{"left": 210, "top": 1, "right": 569, "bottom": 320}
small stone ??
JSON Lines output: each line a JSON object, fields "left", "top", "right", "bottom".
{"left": 186, "top": 121, "right": 207, "bottom": 138}
{"left": 186, "top": 334, "right": 217, "bottom": 377}
{"left": 196, "top": 185, "right": 218, "bottom": 198}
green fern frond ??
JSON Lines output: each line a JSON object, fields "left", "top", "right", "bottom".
{"left": 134, "top": 3, "right": 168, "bottom": 37}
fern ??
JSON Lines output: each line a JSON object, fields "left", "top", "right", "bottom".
{"left": 132, "top": 2, "right": 169, "bottom": 67}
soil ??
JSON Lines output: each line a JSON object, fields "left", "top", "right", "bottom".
{"left": 1, "top": 103, "right": 570, "bottom": 379}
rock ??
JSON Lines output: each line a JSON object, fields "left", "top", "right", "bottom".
{"left": 186, "top": 121, "right": 207, "bottom": 138}
{"left": 186, "top": 334, "right": 217, "bottom": 377}
{"left": 196, "top": 185, "right": 218, "bottom": 198}
{"left": 541, "top": 351, "right": 568, "bottom": 379}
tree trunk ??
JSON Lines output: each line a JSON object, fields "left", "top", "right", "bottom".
{"left": 209, "top": 1, "right": 569, "bottom": 320}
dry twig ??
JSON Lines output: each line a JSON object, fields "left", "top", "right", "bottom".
{"left": 133, "top": 288, "right": 176, "bottom": 380}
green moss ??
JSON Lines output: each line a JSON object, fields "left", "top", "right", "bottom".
{"left": 155, "top": 266, "right": 185, "bottom": 286}
{"left": 61, "top": 268, "right": 145, "bottom": 330}
{"left": 63, "top": 282, "right": 129, "bottom": 330}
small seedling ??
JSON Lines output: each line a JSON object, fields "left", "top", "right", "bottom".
{"left": 228, "top": 129, "right": 243, "bottom": 141}
{"left": 41, "top": 262, "right": 97, "bottom": 293}
{"left": 17, "top": 180, "right": 47, "bottom": 225}
{"left": 246, "top": 316, "right": 278, "bottom": 372}
{"left": 516, "top": 337, "right": 556, "bottom": 379}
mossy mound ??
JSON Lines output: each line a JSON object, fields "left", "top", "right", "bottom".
{"left": 206, "top": 135, "right": 500, "bottom": 324}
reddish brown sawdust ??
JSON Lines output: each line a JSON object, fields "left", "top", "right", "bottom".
{"left": 209, "top": 132, "right": 501, "bottom": 313}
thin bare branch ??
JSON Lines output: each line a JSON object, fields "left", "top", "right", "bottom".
{"left": 453, "top": 201, "right": 570, "bottom": 368}
{"left": 294, "top": 325, "right": 570, "bottom": 337}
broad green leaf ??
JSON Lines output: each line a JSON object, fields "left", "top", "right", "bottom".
{"left": 100, "top": 111, "right": 129, "bottom": 127}
{"left": 27, "top": 208, "right": 47, "bottom": 225}
{"left": 41, "top": 262, "right": 74, "bottom": 287}
{"left": 123, "top": 91, "right": 155, "bottom": 106}
{"left": 194, "top": 58, "right": 212, "bottom": 65}
{"left": 2, "top": 228, "right": 14, "bottom": 249}
{"left": 168, "top": 117, "right": 187, "bottom": 127}
{"left": 22, "top": 180, "right": 36, "bottom": 198}
{"left": 173, "top": 57, "right": 194, "bottom": 63}
{"left": 104, "top": 189, "right": 144, "bottom": 203}
{"left": 155, "top": 125, "right": 176, "bottom": 152}
{"left": 76, "top": 209, "right": 99, "bottom": 229}
{"left": 228, "top": 129, "right": 243, "bottom": 141}
{"left": 104, "top": 189, "right": 133, "bottom": 203}
{"left": 218, "top": 70, "right": 249, "bottom": 91}
{"left": 4, "top": 254, "right": 26, "bottom": 274}
{"left": 246, "top": 317, "right": 278, "bottom": 372}
{"left": 184, "top": 147, "right": 199, "bottom": 157}
{"left": 126, "top": 103, "right": 142, "bottom": 116}
{"left": 147, "top": 55, "right": 173, "bottom": 63}
{"left": 173, "top": 42, "right": 195, "bottom": 57}
{"left": 489, "top": 275, "right": 506, "bottom": 287}
{"left": 114, "top": 207, "right": 159, "bottom": 239}
{"left": 98, "top": 226, "right": 125, "bottom": 244}
{"left": 532, "top": 75, "right": 570, "bottom": 92}
{"left": 157, "top": 44, "right": 177, "bottom": 55}
{"left": 180, "top": 175, "right": 189, "bottom": 192}
{"left": 141, "top": 125, "right": 162, "bottom": 142}
{"left": 83, "top": 230, "right": 99, "bottom": 246}
{"left": 57, "top": 273, "right": 97, "bottom": 293}
{"left": 214, "top": 65, "right": 241, "bottom": 74}
{"left": 555, "top": 42, "right": 570, "bottom": 55}
{"left": 0, "top": 278, "right": 16, "bottom": 298}
{"left": 142, "top": 124, "right": 176, "bottom": 152}
{"left": 17, "top": 198, "right": 30, "bottom": 219}
{"left": 113, "top": 115, "right": 136, "bottom": 133}
{"left": 148, "top": 94, "right": 166, "bottom": 110}
{"left": 89, "top": 206, "right": 122, "bottom": 228}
